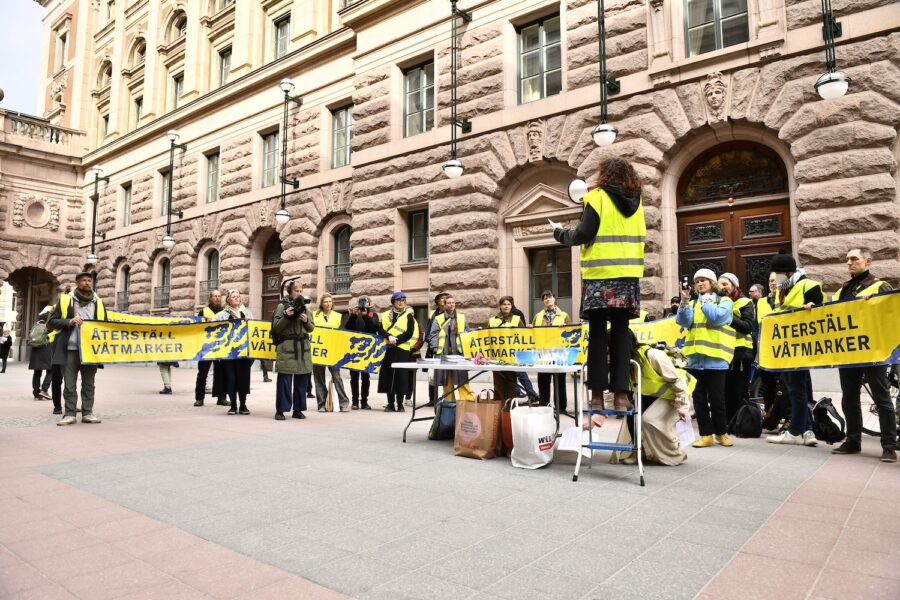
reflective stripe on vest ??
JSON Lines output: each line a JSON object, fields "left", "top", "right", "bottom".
{"left": 435, "top": 313, "right": 467, "bottom": 354}
{"left": 682, "top": 299, "right": 735, "bottom": 363}
{"left": 202, "top": 307, "right": 217, "bottom": 320}
{"left": 381, "top": 309, "right": 418, "bottom": 351}
{"left": 756, "top": 298, "right": 773, "bottom": 323}
{"left": 532, "top": 309, "right": 568, "bottom": 326}
{"left": 634, "top": 347, "right": 697, "bottom": 400}
{"left": 58, "top": 294, "right": 107, "bottom": 322}
{"left": 731, "top": 296, "right": 754, "bottom": 350}
{"left": 580, "top": 189, "right": 646, "bottom": 279}
{"left": 777, "top": 279, "right": 823, "bottom": 311}
{"left": 488, "top": 315, "right": 522, "bottom": 328}
{"left": 833, "top": 280, "right": 886, "bottom": 301}
{"left": 629, "top": 309, "right": 648, "bottom": 324}
{"left": 314, "top": 310, "right": 342, "bottom": 329}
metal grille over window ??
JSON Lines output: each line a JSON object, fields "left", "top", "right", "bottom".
{"left": 519, "top": 15, "right": 561, "bottom": 104}
{"left": 744, "top": 255, "right": 775, "bottom": 290}
{"left": 154, "top": 260, "right": 171, "bottom": 309}
{"left": 687, "top": 222, "right": 724, "bottom": 244}
{"left": 743, "top": 215, "right": 781, "bottom": 238}
{"left": 681, "top": 146, "right": 787, "bottom": 204}
{"left": 404, "top": 63, "right": 434, "bottom": 137}
{"left": 327, "top": 226, "right": 352, "bottom": 294}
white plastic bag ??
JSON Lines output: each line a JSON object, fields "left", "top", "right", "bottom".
{"left": 510, "top": 402, "right": 556, "bottom": 469}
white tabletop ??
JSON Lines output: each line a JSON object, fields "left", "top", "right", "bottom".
{"left": 392, "top": 360, "right": 583, "bottom": 375}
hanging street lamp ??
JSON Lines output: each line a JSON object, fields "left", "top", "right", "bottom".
{"left": 87, "top": 165, "right": 110, "bottom": 265}
{"left": 161, "top": 130, "right": 186, "bottom": 250}
{"left": 591, "top": 0, "right": 620, "bottom": 146}
{"left": 442, "top": 0, "right": 473, "bottom": 179}
{"left": 815, "top": 0, "right": 850, "bottom": 100}
{"left": 276, "top": 78, "right": 303, "bottom": 225}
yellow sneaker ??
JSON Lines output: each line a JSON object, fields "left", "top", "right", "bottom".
{"left": 692, "top": 435, "right": 714, "bottom": 448}
{"left": 715, "top": 434, "right": 734, "bottom": 447}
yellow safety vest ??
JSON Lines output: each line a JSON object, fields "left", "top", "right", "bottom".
{"left": 57, "top": 293, "right": 107, "bottom": 323}
{"left": 435, "top": 313, "right": 466, "bottom": 354}
{"left": 201, "top": 307, "right": 217, "bottom": 320}
{"left": 580, "top": 188, "right": 646, "bottom": 279}
{"left": 532, "top": 309, "right": 569, "bottom": 326}
{"left": 832, "top": 280, "right": 887, "bottom": 301}
{"left": 682, "top": 298, "right": 735, "bottom": 363}
{"left": 488, "top": 314, "right": 523, "bottom": 328}
{"left": 634, "top": 346, "right": 697, "bottom": 400}
{"left": 756, "top": 298, "right": 773, "bottom": 323}
{"left": 313, "top": 310, "right": 342, "bottom": 329}
{"left": 776, "top": 279, "right": 823, "bottom": 312}
{"left": 629, "top": 309, "right": 649, "bottom": 323}
{"left": 381, "top": 309, "right": 418, "bottom": 352}
{"left": 47, "top": 329, "right": 58, "bottom": 343}
{"left": 731, "top": 296, "right": 754, "bottom": 350}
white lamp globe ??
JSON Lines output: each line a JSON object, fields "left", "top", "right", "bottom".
{"left": 86, "top": 254, "right": 99, "bottom": 265}
{"left": 568, "top": 179, "right": 588, "bottom": 204}
{"left": 162, "top": 235, "right": 176, "bottom": 250}
{"left": 442, "top": 159, "right": 464, "bottom": 179}
{"left": 166, "top": 130, "right": 179, "bottom": 143}
{"left": 279, "top": 79, "right": 295, "bottom": 94}
{"left": 274, "top": 208, "right": 290, "bottom": 225}
{"left": 591, "top": 122, "right": 618, "bottom": 146}
{"left": 91, "top": 165, "right": 103, "bottom": 177}
{"left": 814, "top": 71, "right": 850, "bottom": 100}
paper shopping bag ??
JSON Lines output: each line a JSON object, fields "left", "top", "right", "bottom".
{"left": 454, "top": 395, "right": 502, "bottom": 460}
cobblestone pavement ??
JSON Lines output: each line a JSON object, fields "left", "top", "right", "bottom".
{"left": 1, "top": 363, "right": 898, "bottom": 600}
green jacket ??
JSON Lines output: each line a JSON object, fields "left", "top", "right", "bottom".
{"left": 272, "top": 301, "right": 315, "bottom": 375}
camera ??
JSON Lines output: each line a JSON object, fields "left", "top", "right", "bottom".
{"left": 289, "top": 295, "right": 311, "bottom": 317}
{"left": 356, "top": 295, "right": 371, "bottom": 310}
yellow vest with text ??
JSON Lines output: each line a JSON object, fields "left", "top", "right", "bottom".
{"left": 731, "top": 297, "right": 754, "bottom": 350}
{"left": 532, "top": 309, "right": 569, "bottom": 326}
{"left": 580, "top": 189, "right": 646, "bottom": 279}
{"left": 381, "top": 309, "right": 418, "bottom": 352}
{"left": 682, "top": 298, "right": 735, "bottom": 363}
{"left": 832, "top": 280, "right": 887, "bottom": 301}
{"left": 57, "top": 293, "right": 107, "bottom": 323}
{"left": 435, "top": 313, "right": 467, "bottom": 355}
{"left": 756, "top": 298, "right": 773, "bottom": 323}
{"left": 634, "top": 346, "right": 697, "bottom": 400}
{"left": 776, "top": 279, "right": 823, "bottom": 312}
{"left": 630, "top": 309, "right": 649, "bottom": 324}
{"left": 488, "top": 315, "right": 523, "bottom": 328}
{"left": 314, "top": 310, "right": 343, "bottom": 329}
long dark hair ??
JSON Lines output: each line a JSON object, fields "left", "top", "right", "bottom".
{"left": 597, "top": 158, "right": 642, "bottom": 197}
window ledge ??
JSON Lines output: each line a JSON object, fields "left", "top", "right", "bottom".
{"left": 401, "top": 260, "right": 429, "bottom": 270}
{"left": 648, "top": 35, "right": 785, "bottom": 85}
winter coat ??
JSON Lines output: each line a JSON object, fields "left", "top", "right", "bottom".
{"left": 28, "top": 345, "right": 53, "bottom": 370}
{"left": 272, "top": 300, "right": 315, "bottom": 375}
{"left": 0, "top": 335, "right": 11, "bottom": 359}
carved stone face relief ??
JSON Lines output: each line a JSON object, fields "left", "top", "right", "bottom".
{"left": 330, "top": 182, "right": 344, "bottom": 213}
{"left": 704, "top": 71, "right": 728, "bottom": 122}
{"left": 526, "top": 121, "right": 543, "bottom": 163}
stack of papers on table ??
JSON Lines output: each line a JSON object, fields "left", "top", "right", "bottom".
{"left": 440, "top": 355, "right": 469, "bottom": 364}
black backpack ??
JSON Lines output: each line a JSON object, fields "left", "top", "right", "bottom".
{"left": 728, "top": 400, "right": 763, "bottom": 438}
{"left": 812, "top": 397, "right": 845, "bottom": 445}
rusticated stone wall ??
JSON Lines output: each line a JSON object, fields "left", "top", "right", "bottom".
{"left": 352, "top": 66, "right": 392, "bottom": 153}
{"left": 219, "top": 134, "right": 253, "bottom": 200}
{"left": 785, "top": 0, "right": 896, "bottom": 30}
{"left": 567, "top": 0, "right": 648, "bottom": 92}
{"left": 436, "top": 22, "right": 505, "bottom": 124}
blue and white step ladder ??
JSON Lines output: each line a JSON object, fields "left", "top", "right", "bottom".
{"left": 573, "top": 359, "right": 644, "bottom": 487}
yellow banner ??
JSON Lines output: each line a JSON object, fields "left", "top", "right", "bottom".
{"left": 106, "top": 310, "right": 200, "bottom": 325}
{"left": 80, "top": 319, "right": 387, "bottom": 373}
{"left": 459, "top": 316, "right": 687, "bottom": 365}
{"left": 758, "top": 291, "right": 900, "bottom": 371}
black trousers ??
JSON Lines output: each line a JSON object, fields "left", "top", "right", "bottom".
{"left": 586, "top": 308, "right": 631, "bottom": 392}
{"left": 195, "top": 360, "right": 212, "bottom": 402}
{"left": 724, "top": 355, "right": 752, "bottom": 424}
{"left": 537, "top": 373, "right": 568, "bottom": 412}
{"left": 223, "top": 359, "right": 252, "bottom": 407}
{"left": 689, "top": 369, "right": 727, "bottom": 436}
{"left": 32, "top": 370, "right": 52, "bottom": 396}
{"left": 276, "top": 373, "right": 309, "bottom": 414}
{"left": 839, "top": 365, "right": 898, "bottom": 449}
{"left": 350, "top": 370, "right": 370, "bottom": 403}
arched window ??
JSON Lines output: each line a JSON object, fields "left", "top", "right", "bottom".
{"left": 678, "top": 143, "right": 787, "bottom": 206}
{"left": 117, "top": 265, "right": 130, "bottom": 310}
{"left": 327, "top": 225, "right": 352, "bottom": 294}
{"left": 154, "top": 258, "right": 171, "bottom": 309}
{"left": 132, "top": 39, "right": 146, "bottom": 67}
{"left": 172, "top": 12, "right": 187, "bottom": 41}
{"left": 200, "top": 250, "right": 219, "bottom": 299}
{"left": 98, "top": 61, "right": 112, "bottom": 88}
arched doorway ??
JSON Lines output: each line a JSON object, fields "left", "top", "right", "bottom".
{"left": 5, "top": 267, "right": 59, "bottom": 362}
{"left": 260, "top": 235, "right": 283, "bottom": 321}
{"left": 676, "top": 142, "right": 792, "bottom": 289}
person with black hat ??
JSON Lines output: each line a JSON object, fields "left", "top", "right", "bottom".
{"left": 766, "top": 252, "right": 823, "bottom": 446}
{"left": 345, "top": 295, "right": 378, "bottom": 410}
{"left": 830, "top": 247, "right": 896, "bottom": 462}
{"left": 48, "top": 271, "right": 109, "bottom": 425}
{"left": 377, "top": 291, "right": 418, "bottom": 412}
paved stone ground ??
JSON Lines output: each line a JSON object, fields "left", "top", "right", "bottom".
{"left": 0, "top": 363, "right": 897, "bottom": 599}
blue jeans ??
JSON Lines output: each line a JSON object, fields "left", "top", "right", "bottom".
{"left": 276, "top": 373, "right": 309, "bottom": 414}
{"left": 516, "top": 372, "right": 536, "bottom": 397}
{"left": 782, "top": 369, "right": 813, "bottom": 435}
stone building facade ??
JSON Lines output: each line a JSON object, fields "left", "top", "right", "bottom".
{"left": 1, "top": 0, "right": 898, "bottom": 347}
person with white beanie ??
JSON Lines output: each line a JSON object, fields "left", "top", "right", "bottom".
{"left": 676, "top": 268, "right": 736, "bottom": 448}
{"left": 717, "top": 272, "right": 756, "bottom": 426}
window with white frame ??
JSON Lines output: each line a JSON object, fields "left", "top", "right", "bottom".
{"left": 220, "top": 0, "right": 233, "bottom": 9}
{"left": 56, "top": 31, "right": 68, "bottom": 70}
{"left": 217, "top": 46, "right": 231, "bottom": 87}
{"left": 274, "top": 15, "right": 290, "bottom": 59}
{"left": 326, "top": 225, "right": 352, "bottom": 294}
{"left": 206, "top": 152, "right": 220, "bottom": 203}
{"left": 160, "top": 170, "right": 171, "bottom": 216}
{"left": 172, "top": 72, "right": 184, "bottom": 109}
{"left": 518, "top": 15, "right": 562, "bottom": 104}
{"left": 133, "top": 96, "right": 143, "bottom": 129}
{"left": 403, "top": 62, "right": 434, "bottom": 137}
{"left": 685, "top": 0, "right": 749, "bottom": 57}
{"left": 200, "top": 250, "right": 219, "bottom": 299}
{"left": 408, "top": 209, "right": 428, "bottom": 263}
{"left": 154, "top": 259, "right": 171, "bottom": 309}
{"left": 101, "top": 114, "right": 109, "bottom": 137}
{"left": 261, "top": 132, "right": 279, "bottom": 188}
{"left": 98, "top": 62, "right": 112, "bottom": 88}
{"left": 331, "top": 105, "right": 354, "bottom": 169}
{"left": 121, "top": 183, "right": 132, "bottom": 226}
{"left": 133, "top": 40, "right": 146, "bottom": 66}
{"left": 173, "top": 13, "right": 187, "bottom": 40}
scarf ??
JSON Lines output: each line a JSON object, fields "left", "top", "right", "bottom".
{"left": 727, "top": 289, "right": 742, "bottom": 302}
{"left": 838, "top": 270, "right": 873, "bottom": 299}
{"left": 777, "top": 268, "right": 807, "bottom": 293}
{"left": 73, "top": 289, "right": 96, "bottom": 307}
{"left": 544, "top": 307, "right": 558, "bottom": 324}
